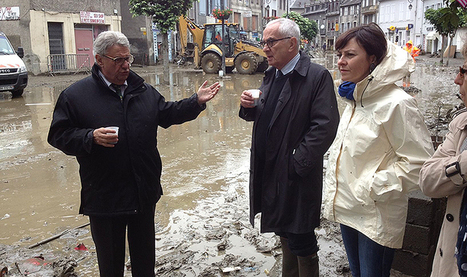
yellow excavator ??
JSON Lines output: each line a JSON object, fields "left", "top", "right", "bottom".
{"left": 177, "top": 15, "right": 268, "bottom": 74}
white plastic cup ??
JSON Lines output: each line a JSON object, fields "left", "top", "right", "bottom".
{"left": 219, "top": 70, "right": 224, "bottom": 77}
{"left": 247, "top": 89, "right": 261, "bottom": 106}
{"left": 105, "top": 126, "right": 119, "bottom": 144}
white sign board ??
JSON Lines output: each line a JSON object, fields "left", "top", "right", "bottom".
{"left": 80, "top": 11, "right": 105, "bottom": 24}
{"left": 0, "top": 7, "right": 20, "bottom": 21}
{"left": 244, "top": 11, "right": 252, "bottom": 18}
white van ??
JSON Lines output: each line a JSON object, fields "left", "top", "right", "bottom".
{"left": 0, "top": 32, "right": 28, "bottom": 97}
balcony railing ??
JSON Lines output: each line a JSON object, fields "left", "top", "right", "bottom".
{"left": 47, "top": 54, "right": 91, "bottom": 75}
{"left": 362, "top": 5, "right": 378, "bottom": 15}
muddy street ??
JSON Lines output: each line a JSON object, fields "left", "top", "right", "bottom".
{"left": 0, "top": 55, "right": 463, "bottom": 276}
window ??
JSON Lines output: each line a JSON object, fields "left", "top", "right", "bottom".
{"left": 399, "top": 2, "right": 404, "bottom": 20}
{"left": 252, "top": 15, "right": 258, "bottom": 31}
{"left": 199, "top": 0, "right": 206, "bottom": 14}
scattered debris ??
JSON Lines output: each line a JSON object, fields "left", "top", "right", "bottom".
{"left": 222, "top": 266, "right": 241, "bottom": 273}
{"left": 73, "top": 243, "right": 87, "bottom": 251}
{"left": 28, "top": 223, "right": 90, "bottom": 249}
{"left": 53, "top": 259, "right": 78, "bottom": 277}
{"left": 1, "top": 267, "right": 7, "bottom": 277}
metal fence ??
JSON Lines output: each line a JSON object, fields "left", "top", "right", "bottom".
{"left": 47, "top": 54, "right": 91, "bottom": 75}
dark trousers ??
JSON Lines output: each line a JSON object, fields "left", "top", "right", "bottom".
{"left": 89, "top": 207, "right": 156, "bottom": 277}
{"left": 340, "top": 224, "right": 395, "bottom": 277}
{"left": 276, "top": 231, "right": 319, "bottom": 257}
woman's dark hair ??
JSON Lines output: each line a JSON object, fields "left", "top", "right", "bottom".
{"left": 335, "top": 23, "right": 387, "bottom": 65}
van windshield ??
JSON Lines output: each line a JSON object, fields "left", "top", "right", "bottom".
{"left": 0, "top": 35, "right": 16, "bottom": 55}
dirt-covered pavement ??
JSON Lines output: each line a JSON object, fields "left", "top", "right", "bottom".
{"left": 0, "top": 54, "right": 463, "bottom": 276}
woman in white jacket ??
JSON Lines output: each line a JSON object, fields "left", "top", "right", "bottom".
{"left": 323, "top": 23, "right": 434, "bottom": 277}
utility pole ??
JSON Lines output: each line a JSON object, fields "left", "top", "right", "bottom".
{"left": 220, "top": 0, "right": 226, "bottom": 75}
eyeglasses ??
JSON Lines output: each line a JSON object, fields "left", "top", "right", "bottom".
{"left": 259, "top": 37, "right": 292, "bottom": 48}
{"left": 103, "top": 54, "right": 134, "bottom": 65}
{"left": 460, "top": 66, "right": 467, "bottom": 75}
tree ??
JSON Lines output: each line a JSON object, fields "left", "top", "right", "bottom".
{"left": 283, "top": 12, "right": 318, "bottom": 49}
{"left": 129, "top": 0, "right": 195, "bottom": 68}
{"left": 425, "top": 0, "right": 467, "bottom": 65}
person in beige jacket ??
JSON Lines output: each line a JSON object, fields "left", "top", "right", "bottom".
{"left": 419, "top": 43, "right": 467, "bottom": 277}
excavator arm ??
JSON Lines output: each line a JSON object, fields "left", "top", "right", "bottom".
{"left": 178, "top": 15, "right": 205, "bottom": 67}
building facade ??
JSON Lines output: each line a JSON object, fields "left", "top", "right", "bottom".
{"left": 326, "top": 0, "right": 340, "bottom": 50}
{"left": 340, "top": 0, "right": 362, "bottom": 34}
{"left": 303, "top": 1, "right": 328, "bottom": 48}
{"left": 0, "top": 0, "right": 122, "bottom": 75}
{"left": 361, "top": 0, "right": 378, "bottom": 24}
{"left": 378, "top": 0, "right": 423, "bottom": 48}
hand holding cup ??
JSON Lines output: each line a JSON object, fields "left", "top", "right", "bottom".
{"left": 241, "top": 89, "right": 262, "bottom": 108}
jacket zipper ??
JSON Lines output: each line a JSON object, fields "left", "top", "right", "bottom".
{"left": 333, "top": 101, "right": 357, "bottom": 219}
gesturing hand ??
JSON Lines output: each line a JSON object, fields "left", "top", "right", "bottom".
{"left": 196, "top": 81, "right": 221, "bottom": 105}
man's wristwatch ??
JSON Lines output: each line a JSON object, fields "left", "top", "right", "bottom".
{"left": 445, "top": 161, "right": 466, "bottom": 186}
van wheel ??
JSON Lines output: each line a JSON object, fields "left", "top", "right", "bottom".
{"left": 12, "top": 89, "right": 24, "bottom": 98}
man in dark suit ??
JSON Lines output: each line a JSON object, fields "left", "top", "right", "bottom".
{"left": 239, "top": 18, "right": 339, "bottom": 276}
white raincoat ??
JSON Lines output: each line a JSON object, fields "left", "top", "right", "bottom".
{"left": 323, "top": 42, "right": 434, "bottom": 248}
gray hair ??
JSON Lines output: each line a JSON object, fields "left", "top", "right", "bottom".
{"left": 266, "top": 18, "right": 300, "bottom": 51}
{"left": 93, "top": 31, "right": 130, "bottom": 56}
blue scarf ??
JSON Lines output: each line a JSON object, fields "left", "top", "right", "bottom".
{"left": 338, "top": 81, "right": 356, "bottom": 101}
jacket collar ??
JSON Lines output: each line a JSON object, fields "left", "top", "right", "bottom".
{"left": 264, "top": 51, "right": 310, "bottom": 80}
{"left": 452, "top": 109, "right": 467, "bottom": 130}
{"left": 91, "top": 63, "right": 145, "bottom": 94}
{"left": 337, "top": 41, "right": 415, "bottom": 105}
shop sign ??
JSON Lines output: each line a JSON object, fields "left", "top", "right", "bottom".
{"left": 80, "top": 11, "right": 105, "bottom": 24}
{"left": 0, "top": 7, "right": 20, "bottom": 21}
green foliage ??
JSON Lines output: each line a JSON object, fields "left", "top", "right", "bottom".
{"left": 129, "top": 0, "right": 195, "bottom": 34}
{"left": 282, "top": 12, "right": 318, "bottom": 42}
{"left": 425, "top": 0, "right": 467, "bottom": 37}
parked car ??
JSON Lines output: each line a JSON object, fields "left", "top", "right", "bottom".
{"left": 0, "top": 32, "right": 28, "bottom": 97}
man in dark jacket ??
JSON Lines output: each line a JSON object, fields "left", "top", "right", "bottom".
{"left": 48, "top": 31, "right": 220, "bottom": 277}
{"left": 239, "top": 18, "right": 339, "bottom": 276}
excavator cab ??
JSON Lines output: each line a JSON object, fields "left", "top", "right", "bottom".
{"left": 203, "top": 24, "right": 238, "bottom": 57}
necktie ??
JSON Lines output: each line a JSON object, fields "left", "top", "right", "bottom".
{"left": 276, "top": 70, "right": 283, "bottom": 78}
{"left": 111, "top": 84, "right": 123, "bottom": 99}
